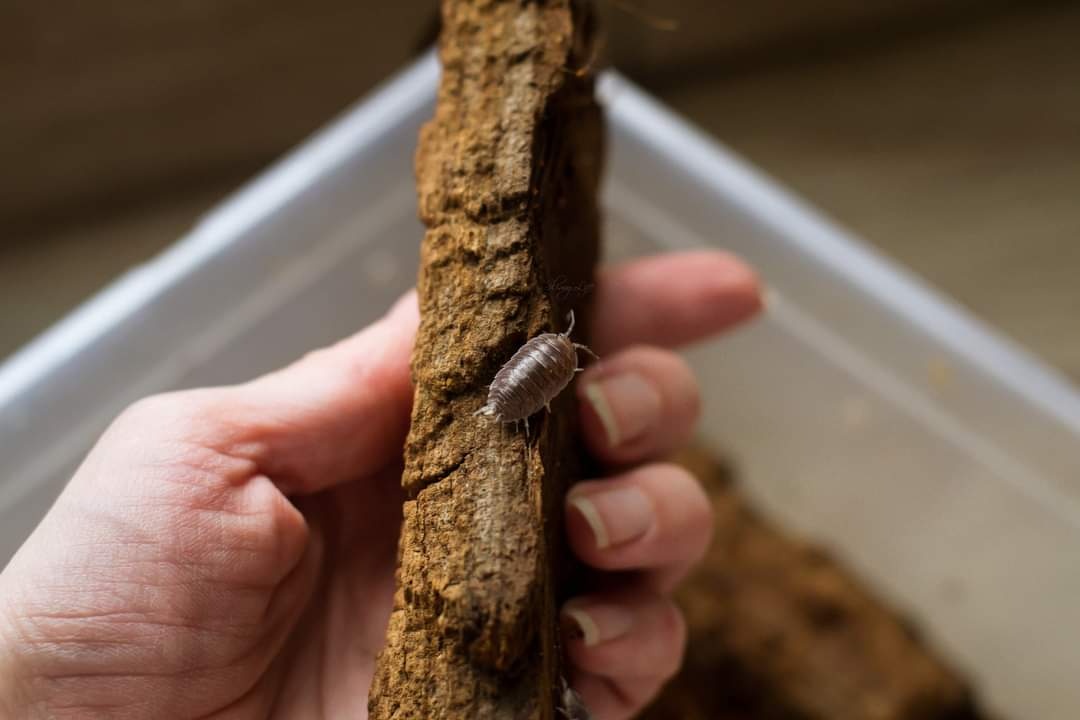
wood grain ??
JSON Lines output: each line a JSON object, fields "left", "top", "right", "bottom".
{"left": 366, "top": 1, "right": 602, "bottom": 717}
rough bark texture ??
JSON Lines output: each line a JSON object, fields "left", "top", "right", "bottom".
{"left": 643, "top": 448, "right": 992, "bottom": 720}
{"left": 368, "top": 1, "right": 601, "bottom": 718}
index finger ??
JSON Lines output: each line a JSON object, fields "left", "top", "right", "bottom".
{"left": 591, "top": 250, "right": 762, "bottom": 353}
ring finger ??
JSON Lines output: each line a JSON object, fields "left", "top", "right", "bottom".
{"left": 566, "top": 463, "right": 713, "bottom": 593}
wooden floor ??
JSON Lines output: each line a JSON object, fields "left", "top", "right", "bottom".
{"left": 2, "top": 2, "right": 1078, "bottom": 383}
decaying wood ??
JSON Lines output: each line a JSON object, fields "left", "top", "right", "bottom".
{"left": 367, "top": 1, "right": 602, "bottom": 718}
{"left": 643, "top": 448, "right": 990, "bottom": 720}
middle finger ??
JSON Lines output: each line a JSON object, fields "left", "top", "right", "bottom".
{"left": 576, "top": 345, "right": 700, "bottom": 467}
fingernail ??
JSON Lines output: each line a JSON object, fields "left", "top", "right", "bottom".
{"left": 562, "top": 602, "right": 635, "bottom": 647}
{"left": 583, "top": 372, "right": 661, "bottom": 448}
{"left": 568, "top": 486, "right": 654, "bottom": 550}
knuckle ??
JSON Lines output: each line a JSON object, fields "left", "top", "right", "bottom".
{"left": 689, "top": 477, "right": 715, "bottom": 531}
{"left": 672, "top": 464, "right": 713, "bottom": 526}
{"left": 660, "top": 352, "right": 701, "bottom": 423}
{"left": 115, "top": 389, "right": 214, "bottom": 434}
{"left": 115, "top": 393, "right": 172, "bottom": 427}
{"left": 261, "top": 490, "right": 308, "bottom": 564}
{"left": 685, "top": 488, "right": 715, "bottom": 565}
{"left": 187, "top": 477, "right": 305, "bottom": 586}
{"left": 658, "top": 602, "right": 688, "bottom": 678}
{"left": 620, "top": 346, "right": 702, "bottom": 428}
{"left": 682, "top": 361, "right": 703, "bottom": 407}
{"left": 647, "top": 463, "right": 714, "bottom": 565}
{"left": 103, "top": 393, "right": 187, "bottom": 451}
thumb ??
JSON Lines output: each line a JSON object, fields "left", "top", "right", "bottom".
{"left": 177, "top": 290, "right": 419, "bottom": 495}
{"left": 238, "top": 289, "right": 418, "bottom": 494}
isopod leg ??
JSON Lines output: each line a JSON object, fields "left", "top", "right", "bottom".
{"left": 573, "top": 343, "right": 600, "bottom": 362}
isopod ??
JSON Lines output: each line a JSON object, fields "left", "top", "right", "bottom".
{"left": 557, "top": 675, "right": 593, "bottom": 720}
{"left": 475, "top": 311, "right": 598, "bottom": 432}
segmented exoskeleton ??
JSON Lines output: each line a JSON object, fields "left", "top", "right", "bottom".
{"left": 475, "top": 311, "right": 598, "bottom": 432}
{"left": 556, "top": 676, "right": 593, "bottom": 720}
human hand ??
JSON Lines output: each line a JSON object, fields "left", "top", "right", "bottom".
{"left": 0, "top": 251, "right": 760, "bottom": 719}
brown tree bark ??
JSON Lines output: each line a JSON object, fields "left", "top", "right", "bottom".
{"left": 368, "top": 1, "right": 602, "bottom": 718}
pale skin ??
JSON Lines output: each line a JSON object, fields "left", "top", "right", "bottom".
{"left": 0, "top": 251, "right": 761, "bottom": 720}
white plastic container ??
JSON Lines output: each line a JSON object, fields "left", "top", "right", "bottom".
{"left": 2, "top": 52, "right": 1079, "bottom": 719}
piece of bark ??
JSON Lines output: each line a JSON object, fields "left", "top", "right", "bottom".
{"left": 643, "top": 447, "right": 991, "bottom": 720}
{"left": 367, "top": 1, "right": 602, "bottom": 718}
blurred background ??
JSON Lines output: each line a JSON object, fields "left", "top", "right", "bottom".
{"left": 2, "top": 0, "right": 1078, "bottom": 379}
